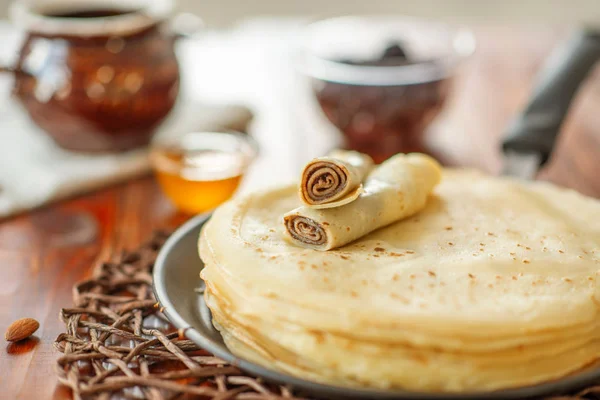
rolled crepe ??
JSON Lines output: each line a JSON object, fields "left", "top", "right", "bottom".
{"left": 284, "top": 153, "right": 441, "bottom": 251}
{"left": 299, "top": 150, "right": 374, "bottom": 209}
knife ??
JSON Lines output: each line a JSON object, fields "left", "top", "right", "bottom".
{"left": 501, "top": 28, "right": 600, "bottom": 179}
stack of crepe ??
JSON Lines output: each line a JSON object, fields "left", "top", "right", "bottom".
{"left": 199, "top": 154, "right": 600, "bottom": 393}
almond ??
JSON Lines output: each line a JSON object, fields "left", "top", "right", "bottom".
{"left": 5, "top": 318, "right": 39, "bottom": 342}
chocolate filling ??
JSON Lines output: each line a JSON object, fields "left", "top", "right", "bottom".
{"left": 284, "top": 215, "right": 328, "bottom": 246}
{"left": 302, "top": 161, "right": 348, "bottom": 204}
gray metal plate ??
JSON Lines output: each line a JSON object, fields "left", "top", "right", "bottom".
{"left": 153, "top": 214, "right": 600, "bottom": 399}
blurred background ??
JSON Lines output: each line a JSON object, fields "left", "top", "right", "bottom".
{"left": 2, "top": 0, "right": 600, "bottom": 26}
{"left": 0, "top": 0, "right": 599, "bottom": 219}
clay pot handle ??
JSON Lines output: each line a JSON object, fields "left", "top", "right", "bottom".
{"left": 0, "top": 65, "right": 31, "bottom": 77}
{"left": 0, "top": 63, "right": 33, "bottom": 79}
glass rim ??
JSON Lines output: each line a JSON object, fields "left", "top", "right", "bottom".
{"left": 150, "top": 131, "right": 259, "bottom": 176}
{"left": 296, "top": 15, "right": 476, "bottom": 86}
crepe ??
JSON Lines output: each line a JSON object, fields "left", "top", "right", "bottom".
{"left": 299, "top": 150, "right": 374, "bottom": 208}
{"left": 203, "top": 257, "right": 600, "bottom": 351}
{"left": 205, "top": 287, "right": 600, "bottom": 392}
{"left": 285, "top": 153, "right": 441, "bottom": 250}
{"left": 199, "top": 168, "right": 600, "bottom": 392}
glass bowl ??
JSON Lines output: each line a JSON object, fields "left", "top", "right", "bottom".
{"left": 298, "top": 16, "right": 476, "bottom": 163}
{"left": 150, "top": 131, "right": 258, "bottom": 214}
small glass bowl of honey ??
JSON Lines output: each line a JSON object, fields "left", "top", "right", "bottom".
{"left": 150, "top": 131, "right": 258, "bottom": 214}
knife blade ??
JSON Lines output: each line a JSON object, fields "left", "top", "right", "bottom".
{"left": 501, "top": 150, "right": 542, "bottom": 180}
{"left": 501, "top": 28, "right": 600, "bottom": 179}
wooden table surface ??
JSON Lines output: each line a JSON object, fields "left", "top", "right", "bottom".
{"left": 1, "top": 26, "right": 600, "bottom": 400}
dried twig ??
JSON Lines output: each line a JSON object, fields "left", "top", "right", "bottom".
{"left": 55, "top": 231, "right": 307, "bottom": 399}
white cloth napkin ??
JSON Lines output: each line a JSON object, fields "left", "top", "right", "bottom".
{"left": 0, "top": 18, "right": 341, "bottom": 218}
{"left": 0, "top": 74, "right": 252, "bottom": 218}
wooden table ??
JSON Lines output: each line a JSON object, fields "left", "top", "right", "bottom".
{"left": 1, "top": 26, "right": 600, "bottom": 400}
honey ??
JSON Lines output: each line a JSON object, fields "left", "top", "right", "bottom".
{"left": 150, "top": 132, "right": 257, "bottom": 214}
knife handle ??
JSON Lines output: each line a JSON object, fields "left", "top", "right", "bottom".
{"left": 502, "top": 29, "right": 600, "bottom": 165}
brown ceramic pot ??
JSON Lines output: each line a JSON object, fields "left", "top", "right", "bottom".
{"left": 2, "top": 0, "right": 186, "bottom": 153}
